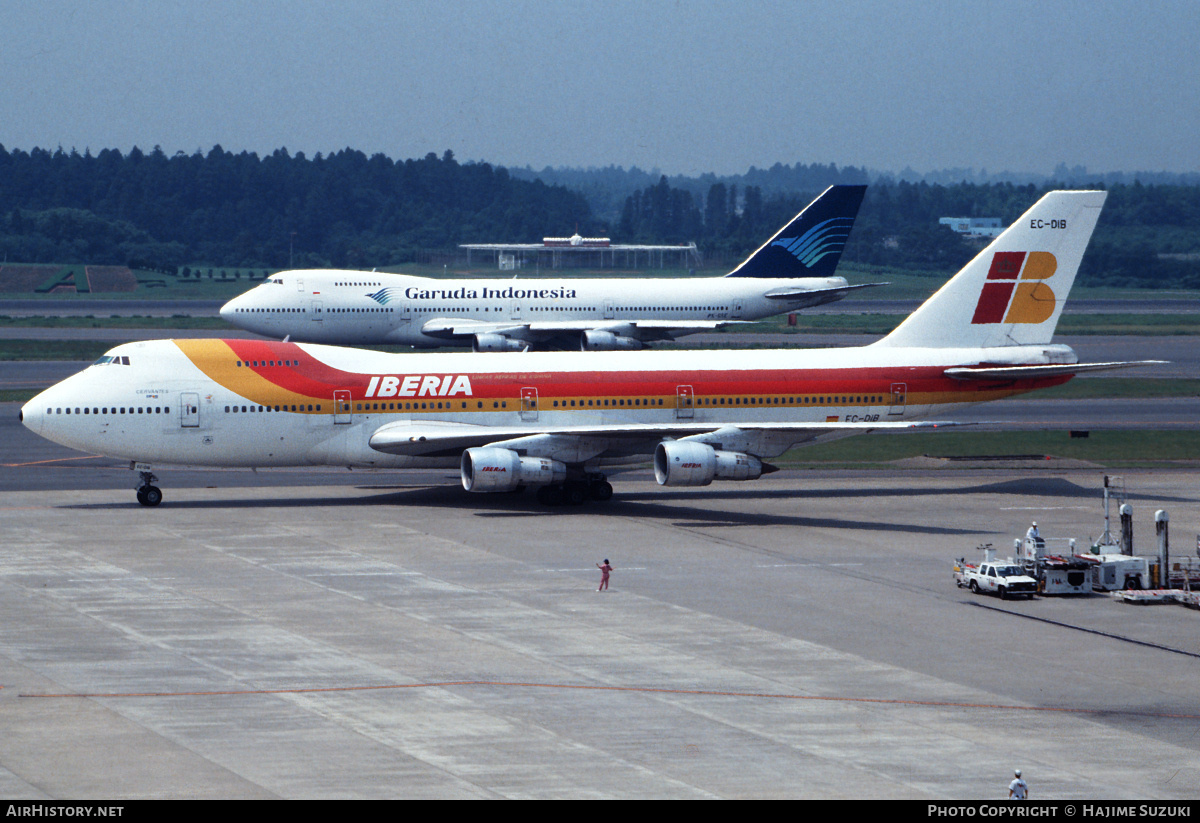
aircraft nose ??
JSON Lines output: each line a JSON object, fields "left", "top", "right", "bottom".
{"left": 219, "top": 297, "right": 237, "bottom": 324}
{"left": 20, "top": 396, "right": 43, "bottom": 435}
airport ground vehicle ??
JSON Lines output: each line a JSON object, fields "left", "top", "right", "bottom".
{"left": 1078, "top": 552, "right": 1150, "bottom": 592}
{"left": 1015, "top": 536, "right": 1092, "bottom": 595}
{"left": 955, "top": 548, "right": 1039, "bottom": 600}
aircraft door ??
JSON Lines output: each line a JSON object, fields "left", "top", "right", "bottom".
{"left": 732, "top": 300, "right": 744, "bottom": 319}
{"left": 180, "top": 392, "right": 200, "bottom": 428}
{"left": 676, "top": 385, "right": 695, "bottom": 419}
{"left": 520, "top": 387, "right": 538, "bottom": 421}
{"left": 603, "top": 299, "right": 615, "bottom": 320}
{"left": 887, "top": 383, "right": 907, "bottom": 416}
{"left": 334, "top": 390, "right": 352, "bottom": 424}
{"left": 311, "top": 300, "right": 323, "bottom": 321}
{"left": 510, "top": 300, "right": 522, "bottom": 320}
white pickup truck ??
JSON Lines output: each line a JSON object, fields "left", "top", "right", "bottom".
{"left": 955, "top": 558, "right": 1039, "bottom": 600}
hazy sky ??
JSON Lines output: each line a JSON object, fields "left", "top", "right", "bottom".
{"left": 2, "top": 0, "right": 1197, "bottom": 177}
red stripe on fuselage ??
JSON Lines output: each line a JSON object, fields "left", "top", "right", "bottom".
{"left": 207, "top": 341, "right": 1067, "bottom": 405}
{"left": 224, "top": 340, "right": 359, "bottom": 398}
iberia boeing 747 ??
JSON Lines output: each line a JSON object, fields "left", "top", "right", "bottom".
{"left": 22, "top": 191, "right": 1156, "bottom": 506}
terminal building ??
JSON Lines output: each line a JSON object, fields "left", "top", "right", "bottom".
{"left": 460, "top": 234, "right": 701, "bottom": 270}
{"left": 938, "top": 216, "right": 1005, "bottom": 239}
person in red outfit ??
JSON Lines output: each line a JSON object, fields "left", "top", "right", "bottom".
{"left": 596, "top": 559, "right": 612, "bottom": 592}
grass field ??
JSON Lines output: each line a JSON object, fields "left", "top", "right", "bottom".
{"left": 731, "top": 310, "right": 1200, "bottom": 337}
{"left": 776, "top": 429, "right": 1200, "bottom": 468}
{"left": 0, "top": 315, "right": 230, "bottom": 329}
{"left": 2, "top": 308, "right": 1197, "bottom": 339}
{"left": 3, "top": 260, "right": 1199, "bottom": 301}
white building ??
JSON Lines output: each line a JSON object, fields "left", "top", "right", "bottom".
{"left": 939, "top": 217, "right": 1005, "bottom": 239}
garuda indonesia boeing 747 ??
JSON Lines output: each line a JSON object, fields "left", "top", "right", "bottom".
{"left": 23, "top": 191, "right": 1159, "bottom": 507}
{"left": 220, "top": 185, "right": 874, "bottom": 351}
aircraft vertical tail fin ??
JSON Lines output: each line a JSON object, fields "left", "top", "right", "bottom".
{"left": 874, "top": 190, "right": 1107, "bottom": 349}
{"left": 725, "top": 184, "right": 866, "bottom": 279}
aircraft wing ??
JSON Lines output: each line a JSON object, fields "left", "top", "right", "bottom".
{"left": 620, "top": 320, "right": 748, "bottom": 331}
{"left": 367, "top": 418, "right": 959, "bottom": 460}
{"left": 420, "top": 318, "right": 529, "bottom": 339}
{"left": 945, "top": 361, "right": 1167, "bottom": 380}
{"left": 420, "top": 318, "right": 743, "bottom": 337}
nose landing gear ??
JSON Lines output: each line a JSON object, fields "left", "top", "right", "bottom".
{"left": 134, "top": 466, "right": 162, "bottom": 507}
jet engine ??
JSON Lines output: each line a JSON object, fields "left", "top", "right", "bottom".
{"left": 580, "top": 330, "right": 644, "bottom": 351}
{"left": 461, "top": 447, "right": 567, "bottom": 492}
{"left": 653, "top": 441, "right": 764, "bottom": 487}
{"left": 473, "top": 334, "right": 527, "bottom": 352}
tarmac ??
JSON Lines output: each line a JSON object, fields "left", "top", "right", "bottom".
{"left": 2, "top": 458, "right": 1199, "bottom": 799}
{"left": 1, "top": 315, "right": 1196, "bottom": 799}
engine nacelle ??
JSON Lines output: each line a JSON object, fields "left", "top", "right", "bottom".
{"left": 581, "top": 330, "right": 644, "bottom": 351}
{"left": 461, "top": 447, "right": 567, "bottom": 492}
{"left": 653, "top": 441, "right": 764, "bottom": 487}
{"left": 473, "top": 333, "right": 527, "bottom": 353}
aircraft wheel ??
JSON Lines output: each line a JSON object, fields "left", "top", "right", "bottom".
{"left": 590, "top": 480, "right": 614, "bottom": 502}
{"left": 536, "top": 485, "right": 565, "bottom": 506}
{"left": 565, "top": 482, "right": 588, "bottom": 505}
{"left": 138, "top": 486, "right": 162, "bottom": 507}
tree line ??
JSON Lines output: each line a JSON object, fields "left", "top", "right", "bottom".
{"left": 1, "top": 145, "right": 1197, "bottom": 288}
{"left": 0, "top": 145, "right": 597, "bottom": 271}
{"left": 617, "top": 176, "right": 1200, "bottom": 287}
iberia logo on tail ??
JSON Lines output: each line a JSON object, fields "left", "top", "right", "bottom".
{"left": 971, "top": 251, "right": 1058, "bottom": 325}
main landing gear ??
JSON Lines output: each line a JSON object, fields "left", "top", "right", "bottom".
{"left": 135, "top": 467, "right": 163, "bottom": 507}
{"left": 535, "top": 474, "right": 614, "bottom": 506}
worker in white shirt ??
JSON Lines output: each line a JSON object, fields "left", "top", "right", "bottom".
{"left": 1009, "top": 769, "right": 1028, "bottom": 800}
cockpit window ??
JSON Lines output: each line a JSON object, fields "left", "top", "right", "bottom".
{"left": 91, "top": 355, "right": 130, "bottom": 366}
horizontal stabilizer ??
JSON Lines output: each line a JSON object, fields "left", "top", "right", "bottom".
{"left": 945, "top": 361, "right": 1168, "bottom": 380}
{"left": 764, "top": 281, "right": 889, "bottom": 302}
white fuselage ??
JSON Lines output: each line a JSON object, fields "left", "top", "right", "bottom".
{"left": 220, "top": 270, "right": 853, "bottom": 346}
{"left": 21, "top": 338, "right": 1071, "bottom": 472}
